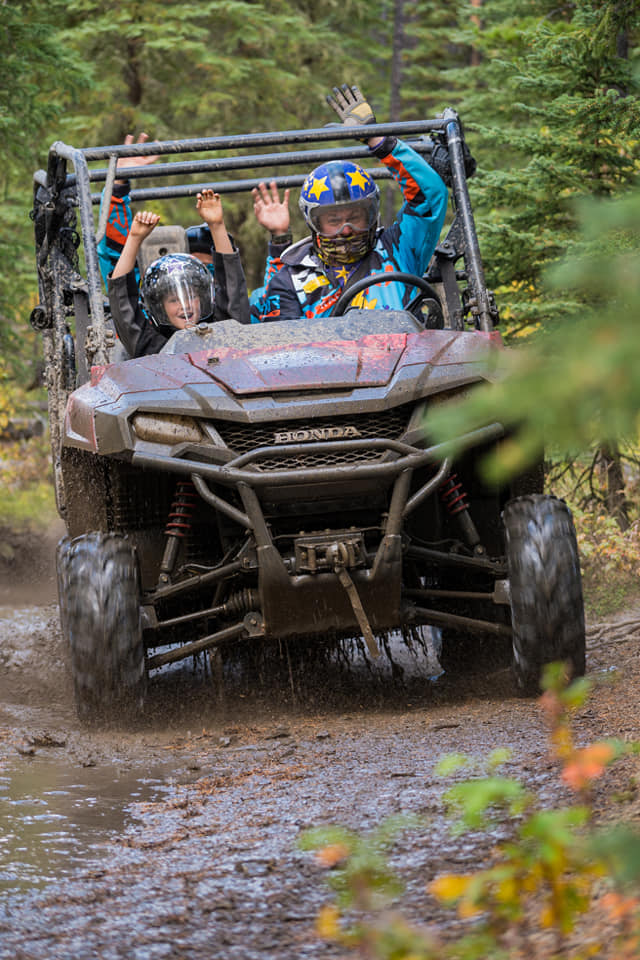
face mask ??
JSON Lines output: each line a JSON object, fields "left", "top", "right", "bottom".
{"left": 315, "top": 227, "right": 376, "bottom": 266}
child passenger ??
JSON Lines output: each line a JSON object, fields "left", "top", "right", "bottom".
{"left": 108, "top": 189, "right": 250, "bottom": 358}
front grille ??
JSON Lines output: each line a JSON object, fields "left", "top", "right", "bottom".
{"left": 256, "top": 447, "right": 386, "bottom": 471}
{"left": 213, "top": 407, "right": 412, "bottom": 470}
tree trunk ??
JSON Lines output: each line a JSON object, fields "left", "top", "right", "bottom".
{"left": 384, "top": 0, "right": 406, "bottom": 225}
{"left": 124, "top": 38, "right": 143, "bottom": 107}
{"left": 470, "top": 0, "right": 482, "bottom": 67}
{"left": 599, "top": 442, "right": 630, "bottom": 531}
{"left": 389, "top": 0, "right": 404, "bottom": 122}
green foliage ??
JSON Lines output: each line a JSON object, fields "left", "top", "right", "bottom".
{"left": 590, "top": 825, "right": 640, "bottom": 893}
{"left": 0, "top": 432, "right": 56, "bottom": 531}
{"left": 0, "top": 477, "right": 57, "bottom": 531}
{"left": 573, "top": 504, "right": 640, "bottom": 617}
{"left": 436, "top": 748, "right": 531, "bottom": 834}
{"left": 299, "top": 816, "right": 419, "bottom": 911}
{"left": 545, "top": 449, "right": 640, "bottom": 614}
{"left": 450, "top": 0, "right": 640, "bottom": 329}
{"left": 426, "top": 185, "right": 640, "bottom": 482}
{"left": 0, "top": 355, "right": 55, "bottom": 529}
{"left": 433, "top": 752, "right": 472, "bottom": 777}
{"left": 0, "top": 0, "right": 90, "bottom": 164}
{"left": 442, "top": 776, "right": 530, "bottom": 833}
{"left": 0, "top": 0, "right": 90, "bottom": 368}
{"left": 302, "top": 671, "right": 640, "bottom": 959}
{"left": 54, "top": 0, "right": 371, "bottom": 142}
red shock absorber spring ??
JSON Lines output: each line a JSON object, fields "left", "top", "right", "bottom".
{"left": 439, "top": 473, "right": 470, "bottom": 516}
{"left": 165, "top": 481, "right": 198, "bottom": 538}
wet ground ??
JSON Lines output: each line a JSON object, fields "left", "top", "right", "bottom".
{"left": 0, "top": 587, "right": 639, "bottom": 958}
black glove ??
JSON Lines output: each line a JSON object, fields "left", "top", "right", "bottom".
{"left": 326, "top": 84, "right": 377, "bottom": 141}
{"left": 429, "top": 132, "right": 476, "bottom": 187}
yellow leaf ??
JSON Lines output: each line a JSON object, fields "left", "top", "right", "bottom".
{"left": 540, "top": 904, "right": 555, "bottom": 928}
{"left": 495, "top": 876, "right": 518, "bottom": 904}
{"left": 429, "top": 873, "right": 473, "bottom": 901}
{"left": 316, "top": 905, "right": 340, "bottom": 940}
{"left": 551, "top": 725, "right": 574, "bottom": 759}
{"left": 459, "top": 899, "right": 484, "bottom": 919}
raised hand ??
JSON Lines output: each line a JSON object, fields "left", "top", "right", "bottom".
{"left": 130, "top": 210, "right": 160, "bottom": 239}
{"left": 116, "top": 132, "right": 160, "bottom": 181}
{"left": 196, "top": 189, "right": 232, "bottom": 255}
{"left": 252, "top": 181, "right": 290, "bottom": 235}
{"left": 112, "top": 210, "right": 160, "bottom": 279}
{"left": 326, "top": 84, "right": 376, "bottom": 128}
{"left": 196, "top": 189, "right": 225, "bottom": 229}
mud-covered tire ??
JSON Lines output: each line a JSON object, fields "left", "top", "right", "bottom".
{"left": 55, "top": 537, "right": 72, "bottom": 638}
{"left": 504, "top": 494, "right": 585, "bottom": 695}
{"left": 61, "top": 532, "right": 146, "bottom": 724}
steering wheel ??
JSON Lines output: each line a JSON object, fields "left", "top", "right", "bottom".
{"left": 331, "top": 271, "right": 444, "bottom": 328}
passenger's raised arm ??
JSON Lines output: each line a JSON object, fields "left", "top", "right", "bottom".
{"left": 111, "top": 211, "right": 160, "bottom": 280}
{"left": 252, "top": 180, "right": 291, "bottom": 243}
{"left": 196, "top": 189, "right": 233, "bottom": 256}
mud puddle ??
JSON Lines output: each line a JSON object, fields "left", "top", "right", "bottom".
{"left": 0, "top": 755, "right": 177, "bottom": 895}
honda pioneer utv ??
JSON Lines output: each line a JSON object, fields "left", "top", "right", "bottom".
{"left": 32, "top": 111, "right": 585, "bottom": 722}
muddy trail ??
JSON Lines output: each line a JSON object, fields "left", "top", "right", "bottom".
{"left": 0, "top": 559, "right": 639, "bottom": 958}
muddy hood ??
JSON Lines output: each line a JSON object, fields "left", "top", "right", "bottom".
{"left": 187, "top": 329, "right": 503, "bottom": 395}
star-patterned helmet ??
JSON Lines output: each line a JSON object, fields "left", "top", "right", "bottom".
{"left": 299, "top": 160, "right": 379, "bottom": 265}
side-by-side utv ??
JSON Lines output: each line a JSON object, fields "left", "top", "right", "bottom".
{"left": 31, "top": 111, "right": 585, "bottom": 722}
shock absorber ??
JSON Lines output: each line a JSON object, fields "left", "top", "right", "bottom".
{"left": 440, "top": 473, "right": 483, "bottom": 552}
{"left": 159, "top": 481, "right": 198, "bottom": 583}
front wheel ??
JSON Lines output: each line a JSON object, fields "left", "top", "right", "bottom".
{"left": 504, "top": 494, "right": 585, "bottom": 695}
{"left": 58, "top": 532, "right": 147, "bottom": 724}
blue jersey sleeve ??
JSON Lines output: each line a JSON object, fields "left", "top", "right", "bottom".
{"left": 377, "top": 138, "right": 448, "bottom": 275}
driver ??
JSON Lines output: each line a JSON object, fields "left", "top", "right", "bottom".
{"left": 252, "top": 83, "right": 449, "bottom": 322}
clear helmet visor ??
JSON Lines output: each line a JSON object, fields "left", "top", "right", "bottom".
{"left": 311, "top": 197, "right": 378, "bottom": 238}
{"left": 142, "top": 254, "right": 214, "bottom": 330}
{"left": 160, "top": 278, "right": 209, "bottom": 329}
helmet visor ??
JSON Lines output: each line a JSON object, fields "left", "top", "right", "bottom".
{"left": 311, "top": 197, "right": 378, "bottom": 237}
{"left": 161, "top": 276, "right": 209, "bottom": 329}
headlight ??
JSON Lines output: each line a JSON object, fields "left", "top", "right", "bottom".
{"left": 132, "top": 414, "right": 202, "bottom": 444}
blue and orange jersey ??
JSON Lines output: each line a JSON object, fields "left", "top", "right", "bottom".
{"left": 97, "top": 182, "right": 135, "bottom": 288}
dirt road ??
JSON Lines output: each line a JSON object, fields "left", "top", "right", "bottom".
{"left": 0, "top": 596, "right": 638, "bottom": 959}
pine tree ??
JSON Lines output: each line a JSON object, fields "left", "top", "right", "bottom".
{"left": 47, "top": 0, "right": 375, "bottom": 285}
{"left": 449, "top": 0, "right": 640, "bottom": 335}
{"left": 0, "top": 0, "right": 89, "bottom": 373}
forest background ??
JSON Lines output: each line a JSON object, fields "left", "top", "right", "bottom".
{"left": 0, "top": 0, "right": 639, "bottom": 611}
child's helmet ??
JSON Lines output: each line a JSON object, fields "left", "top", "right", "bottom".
{"left": 185, "top": 224, "right": 213, "bottom": 255}
{"left": 299, "top": 160, "right": 379, "bottom": 265}
{"left": 141, "top": 254, "right": 214, "bottom": 331}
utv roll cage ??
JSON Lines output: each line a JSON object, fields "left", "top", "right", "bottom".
{"left": 32, "top": 110, "right": 494, "bottom": 365}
